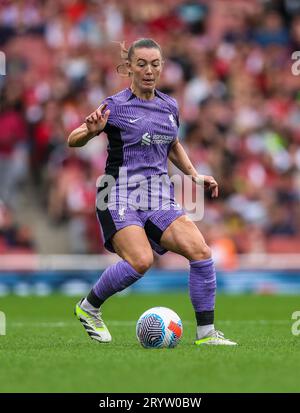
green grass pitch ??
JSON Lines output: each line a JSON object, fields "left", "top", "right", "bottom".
{"left": 0, "top": 293, "right": 299, "bottom": 393}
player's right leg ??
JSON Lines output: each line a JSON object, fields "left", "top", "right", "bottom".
{"left": 75, "top": 225, "right": 154, "bottom": 343}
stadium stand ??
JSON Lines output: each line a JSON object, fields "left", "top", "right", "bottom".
{"left": 0, "top": 0, "right": 299, "bottom": 266}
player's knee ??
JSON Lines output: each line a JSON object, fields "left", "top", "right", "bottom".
{"left": 185, "top": 241, "right": 211, "bottom": 261}
{"left": 128, "top": 253, "right": 154, "bottom": 274}
{"left": 200, "top": 244, "right": 212, "bottom": 260}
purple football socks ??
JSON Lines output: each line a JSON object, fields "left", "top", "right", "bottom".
{"left": 87, "top": 260, "right": 143, "bottom": 308}
{"left": 189, "top": 258, "right": 216, "bottom": 326}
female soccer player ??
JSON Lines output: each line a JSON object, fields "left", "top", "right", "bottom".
{"left": 68, "top": 38, "right": 236, "bottom": 346}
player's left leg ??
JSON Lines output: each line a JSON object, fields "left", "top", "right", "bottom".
{"left": 75, "top": 225, "right": 153, "bottom": 343}
{"left": 160, "top": 215, "right": 237, "bottom": 346}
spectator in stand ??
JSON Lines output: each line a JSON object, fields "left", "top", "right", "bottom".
{"left": 0, "top": 90, "right": 28, "bottom": 208}
{"left": 0, "top": 202, "right": 35, "bottom": 253}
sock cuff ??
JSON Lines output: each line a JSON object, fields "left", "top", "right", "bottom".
{"left": 123, "top": 260, "right": 144, "bottom": 278}
{"left": 189, "top": 258, "right": 213, "bottom": 268}
{"left": 87, "top": 289, "right": 104, "bottom": 308}
{"left": 196, "top": 310, "right": 215, "bottom": 326}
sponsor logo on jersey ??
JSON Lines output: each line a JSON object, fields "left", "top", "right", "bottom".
{"left": 141, "top": 133, "right": 173, "bottom": 146}
{"left": 141, "top": 132, "right": 151, "bottom": 145}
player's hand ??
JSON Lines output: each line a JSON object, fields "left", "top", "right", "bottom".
{"left": 85, "top": 103, "right": 110, "bottom": 135}
{"left": 192, "top": 175, "right": 219, "bottom": 198}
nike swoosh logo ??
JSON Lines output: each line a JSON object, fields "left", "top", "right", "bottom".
{"left": 129, "top": 117, "right": 144, "bottom": 123}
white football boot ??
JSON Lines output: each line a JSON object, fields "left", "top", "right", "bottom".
{"left": 74, "top": 299, "right": 112, "bottom": 343}
{"left": 195, "top": 329, "right": 237, "bottom": 346}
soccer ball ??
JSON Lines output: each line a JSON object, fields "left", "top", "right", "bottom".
{"left": 136, "top": 306, "right": 183, "bottom": 349}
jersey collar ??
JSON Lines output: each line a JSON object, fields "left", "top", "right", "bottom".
{"left": 125, "top": 87, "right": 161, "bottom": 102}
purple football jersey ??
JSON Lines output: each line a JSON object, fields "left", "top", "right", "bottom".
{"left": 101, "top": 87, "right": 179, "bottom": 182}
{"left": 95, "top": 88, "right": 185, "bottom": 254}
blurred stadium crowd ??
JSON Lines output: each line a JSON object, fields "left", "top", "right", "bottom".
{"left": 0, "top": 0, "right": 300, "bottom": 266}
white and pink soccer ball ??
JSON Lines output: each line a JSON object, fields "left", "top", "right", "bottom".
{"left": 136, "top": 307, "right": 183, "bottom": 349}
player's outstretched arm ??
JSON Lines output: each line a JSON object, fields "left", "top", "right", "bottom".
{"left": 67, "top": 103, "right": 110, "bottom": 147}
{"left": 168, "top": 138, "right": 219, "bottom": 198}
